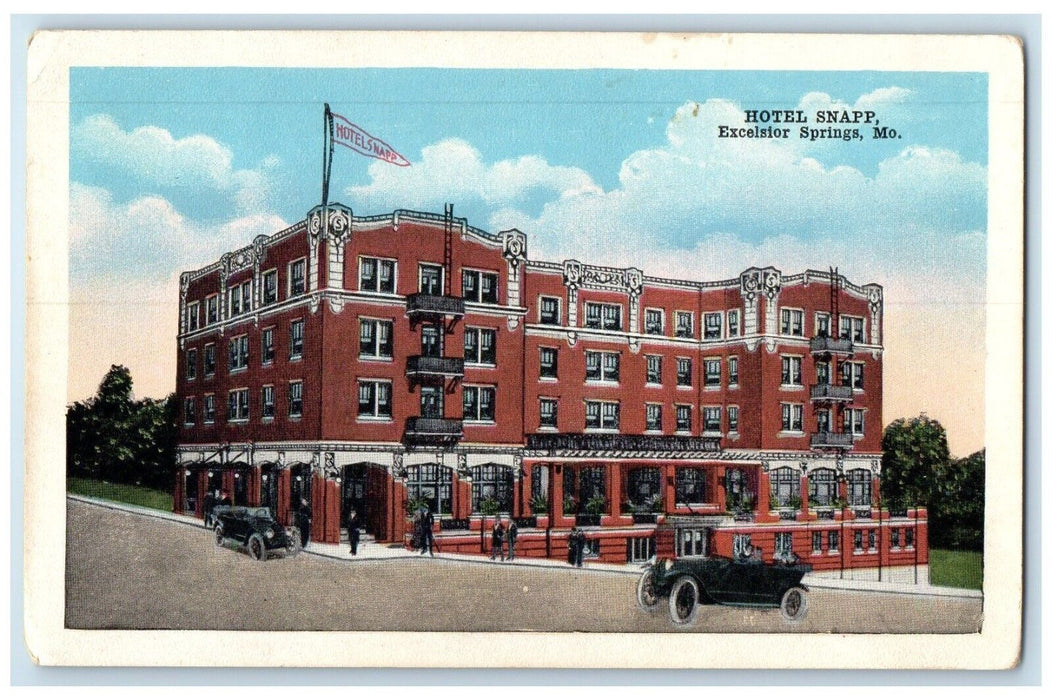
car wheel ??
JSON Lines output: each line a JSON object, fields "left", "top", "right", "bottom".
{"left": 247, "top": 533, "right": 267, "bottom": 561}
{"left": 780, "top": 586, "right": 809, "bottom": 623}
{"left": 285, "top": 527, "right": 302, "bottom": 557}
{"left": 668, "top": 576, "right": 700, "bottom": 626}
{"left": 636, "top": 569, "right": 660, "bottom": 613}
{"left": 214, "top": 525, "right": 224, "bottom": 547}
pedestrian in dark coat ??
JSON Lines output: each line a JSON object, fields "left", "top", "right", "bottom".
{"left": 490, "top": 520, "right": 506, "bottom": 561}
{"left": 202, "top": 490, "right": 216, "bottom": 528}
{"left": 506, "top": 520, "right": 518, "bottom": 561}
{"left": 219, "top": 490, "right": 232, "bottom": 507}
{"left": 296, "top": 497, "right": 312, "bottom": 547}
{"left": 419, "top": 506, "right": 435, "bottom": 556}
{"left": 347, "top": 509, "right": 361, "bottom": 556}
{"left": 573, "top": 528, "right": 586, "bottom": 567}
{"left": 567, "top": 526, "right": 579, "bottom": 565}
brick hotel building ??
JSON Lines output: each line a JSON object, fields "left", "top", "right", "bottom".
{"left": 173, "top": 202, "right": 927, "bottom": 575}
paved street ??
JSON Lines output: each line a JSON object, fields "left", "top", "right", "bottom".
{"left": 65, "top": 499, "right": 983, "bottom": 633}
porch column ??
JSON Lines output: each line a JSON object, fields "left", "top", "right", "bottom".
{"left": 552, "top": 463, "right": 565, "bottom": 523}
{"left": 715, "top": 467, "right": 726, "bottom": 511}
{"left": 608, "top": 463, "right": 622, "bottom": 519}
{"left": 662, "top": 464, "right": 675, "bottom": 511}
{"left": 756, "top": 468, "right": 771, "bottom": 514}
{"left": 173, "top": 468, "right": 184, "bottom": 514}
{"left": 800, "top": 473, "right": 810, "bottom": 514}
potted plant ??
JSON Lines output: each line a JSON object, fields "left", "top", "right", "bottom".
{"left": 585, "top": 495, "right": 607, "bottom": 516}
{"left": 478, "top": 497, "right": 500, "bottom": 516}
{"left": 769, "top": 495, "right": 782, "bottom": 510}
{"left": 563, "top": 494, "right": 577, "bottom": 516}
{"left": 788, "top": 495, "right": 803, "bottom": 511}
{"left": 530, "top": 494, "right": 548, "bottom": 514}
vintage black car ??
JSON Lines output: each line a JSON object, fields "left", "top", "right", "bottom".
{"left": 212, "top": 506, "right": 301, "bottom": 560}
{"left": 637, "top": 553, "right": 812, "bottom": 624}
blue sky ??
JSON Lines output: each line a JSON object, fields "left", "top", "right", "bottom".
{"left": 68, "top": 67, "right": 989, "bottom": 454}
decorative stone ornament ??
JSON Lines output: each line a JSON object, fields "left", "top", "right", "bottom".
{"left": 501, "top": 228, "right": 527, "bottom": 269}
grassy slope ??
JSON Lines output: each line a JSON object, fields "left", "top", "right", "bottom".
{"left": 928, "top": 548, "right": 983, "bottom": 590}
{"left": 67, "top": 477, "right": 173, "bottom": 512}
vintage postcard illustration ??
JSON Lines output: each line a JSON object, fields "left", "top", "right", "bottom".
{"left": 24, "top": 31, "right": 1023, "bottom": 668}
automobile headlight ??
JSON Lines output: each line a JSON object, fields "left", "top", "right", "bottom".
{"left": 265, "top": 528, "right": 275, "bottom": 539}
{"left": 664, "top": 559, "right": 674, "bottom": 571}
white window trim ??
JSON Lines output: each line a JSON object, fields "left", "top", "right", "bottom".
{"left": 418, "top": 262, "right": 445, "bottom": 295}
{"left": 202, "top": 394, "right": 215, "bottom": 425}
{"left": 288, "top": 381, "right": 304, "bottom": 419}
{"left": 287, "top": 257, "right": 307, "bottom": 297}
{"left": 358, "top": 317, "right": 395, "bottom": 361}
{"left": 261, "top": 326, "right": 276, "bottom": 366}
{"left": 674, "top": 404, "right": 693, "bottom": 435}
{"left": 538, "top": 397, "right": 559, "bottom": 431}
{"left": 261, "top": 267, "right": 279, "bottom": 304}
{"left": 205, "top": 294, "right": 219, "bottom": 324}
{"left": 538, "top": 346, "right": 559, "bottom": 381}
{"left": 780, "top": 354, "right": 805, "bottom": 389}
{"left": 228, "top": 334, "right": 250, "bottom": 374}
{"left": 357, "top": 378, "right": 394, "bottom": 422}
{"left": 778, "top": 402, "right": 805, "bottom": 435}
{"left": 728, "top": 355, "right": 740, "bottom": 389}
{"left": 203, "top": 342, "right": 216, "bottom": 377}
{"left": 227, "top": 387, "right": 250, "bottom": 423}
{"left": 644, "top": 403, "right": 663, "bottom": 433}
{"left": 463, "top": 384, "right": 497, "bottom": 424}
{"left": 183, "top": 397, "right": 196, "bottom": 426}
{"left": 461, "top": 266, "right": 500, "bottom": 304}
{"left": 702, "top": 311, "right": 724, "bottom": 341}
{"left": 780, "top": 306, "right": 806, "bottom": 337}
{"left": 464, "top": 326, "right": 498, "bottom": 367}
{"left": 727, "top": 308, "right": 741, "bottom": 337}
{"left": 644, "top": 354, "right": 663, "bottom": 387}
{"left": 584, "top": 399, "right": 620, "bottom": 432}
{"left": 537, "top": 295, "right": 562, "bottom": 325}
{"left": 358, "top": 255, "right": 399, "bottom": 294}
{"left": 727, "top": 405, "right": 740, "bottom": 435}
{"left": 674, "top": 310, "right": 695, "bottom": 338}
{"left": 701, "top": 406, "right": 722, "bottom": 436}
{"left": 675, "top": 356, "right": 693, "bottom": 389}
{"left": 703, "top": 356, "right": 722, "bottom": 391}
{"left": 289, "top": 318, "right": 305, "bottom": 362}
{"left": 260, "top": 385, "right": 275, "bottom": 422}
{"left": 583, "top": 301, "right": 624, "bottom": 331}
{"left": 643, "top": 307, "right": 665, "bottom": 335}
{"left": 584, "top": 350, "right": 620, "bottom": 385}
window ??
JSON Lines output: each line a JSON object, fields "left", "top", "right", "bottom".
{"left": 809, "top": 469, "right": 837, "bottom": 507}
{"left": 261, "top": 386, "right": 274, "bottom": 419}
{"left": 230, "top": 280, "right": 251, "bottom": 316}
{"left": 812, "top": 531, "right": 823, "bottom": 553}
{"left": 676, "top": 358, "right": 693, "bottom": 387}
{"left": 289, "top": 319, "right": 304, "bottom": 360}
{"left": 186, "top": 349, "right": 197, "bottom": 380}
{"left": 781, "top": 356, "right": 803, "bottom": 386}
{"left": 585, "top": 400, "right": 620, "bottom": 430}
{"left": 183, "top": 397, "right": 196, "bottom": 425}
{"left": 539, "top": 347, "right": 558, "bottom": 379}
{"left": 628, "top": 536, "right": 657, "bottom": 562}
{"left": 227, "top": 389, "right": 249, "bottom": 422}
{"left": 728, "top": 356, "right": 739, "bottom": 386}
{"left": 845, "top": 408, "right": 866, "bottom": 436}
{"left": 725, "top": 468, "right": 749, "bottom": 505}
{"left": 868, "top": 530, "right": 877, "bottom": 551}
{"left": 262, "top": 269, "right": 278, "bottom": 305}
{"left": 288, "top": 381, "right": 303, "bottom": 418}
{"left": 463, "top": 386, "right": 496, "bottom": 422}
{"left": 462, "top": 269, "right": 499, "bottom": 304}
{"left": 732, "top": 533, "right": 752, "bottom": 558}
{"left": 675, "top": 312, "right": 694, "bottom": 338}
{"left": 848, "top": 469, "right": 872, "bottom": 506}
{"left": 644, "top": 308, "right": 664, "bottom": 335}
{"left": 359, "top": 257, "right": 396, "bottom": 293}
{"left": 770, "top": 467, "right": 801, "bottom": 506}
{"left": 816, "top": 312, "right": 831, "bottom": 338}
{"left": 645, "top": 355, "right": 662, "bottom": 385}
{"left": 905, "top": 528, "right": 915, "bottom": 548}
{"left": 775, "top": 532, "right": 794, "bottom": 560}
{"left": 840, "top": 315, "right": 865, "bottom": 343}
{"left": 703, "top": 406, "right": 721, "bottom": 433}
{"left": 727, "top": 309, "right": 740, "bottom": 337}
{"left": 585, "top": 302, "right": 622, "bottom": 331}
{"left": 419, "top": 385, "right": 444, "bottom": 418}
{"left": 703, "top": 312, "right": 722, "bottom": 340}
{"left": 203, "top": 395, "right": 215, "bottom": 424}
{"left": 816, "top": 361, "right": 831, "bottom": 385}
{"left": 531, "top": 465, "right": 549, "bottom": 504}
{"left": 539, "top": 296, "right": 561, "bottom": 325}
{"left": 727, "top": 406, "right": 739, "bottom": 432}
{"left": 780, "top": 308, "right": 804, "bottom": 336}
{"left": 585, "top": 351, "right": 620, "bottom": 382}
{"left": 626, "top": 467, "right": 662, "bottom": 509}
{"left": 645, "top": 404, "right": 663, "bottom": 431}
{"left": 359, "top": 319, "right": 394, "bottom": 359}
{"left": 419, "top": 263, "right": 443, "bottom": 295}
{"left": 464, "top": 328, "right": 497, "bottom": 365}
{"left": 358, "top": 380, "right": 393, "bottom": 418}
{"left": 891, "top": 528, "right": 901, "bottom": 549}
{"left": 563, "top": 465, "right": 606, "bottom": 513}
{"left": 407, "top": 464, "right": 453, "bottom": 516}
{"left": 206, "top": 295, "right": 219, "bottom": 324}
{"left": 816, "top": 408, "right": 831, "bottom": 434}
{"left": 261, "top": 328, "right": 274, "bottom": 365}
{"left": 840, "top": 361, "right": 865, "bottom": 390}
{"left": 828, "top": 530, "right": 840, "bottom": 552}
{"left": 420, "top": 324, "right": 442, "bottom": 358}
{"left": 228, "top": 335, "right": 249, "bottom": 372}
{"left": 187, "top": 302, "right": 200, "bottom": 331}
{"left": 204, "top": 344, "right": 216, "bottom": 377}
{"left": 675, "top": 468, "right": 707, "bottom": 505}
{"left": 539, "top": 398, "right": 558, "bottom": 428}
{"left": 471, "top": 464, "right": 513, "bottom": 513}
{"left": 677, "top": 528, "right": 710, "bottom": 557}
{"left": 854, "top": 530, "right": 864, "bottom": 552}
{"left": 704, "top": 358, "right": 721, "bottom": 387}
{"left": 289, "top": 259, "right": 306, "bottom": 296}
{"left": 780, "top": 403, "right": 804, "bottom": 432}
{"left": 675, "top": 405, "right": 692, "bottom": 433}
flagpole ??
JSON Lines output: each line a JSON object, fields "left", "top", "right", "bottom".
{"left": 322, "top": 103, "right": 334, "bottom": 208}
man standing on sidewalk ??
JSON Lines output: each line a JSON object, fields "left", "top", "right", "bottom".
{"left": 490, "top": 519, "right": 505, "bottom": 561}
{"left": 347, "top": 509, "right": 361, "bottom": 556}
{"left": 506, "top": 520, "right": 518, "bottom": 561}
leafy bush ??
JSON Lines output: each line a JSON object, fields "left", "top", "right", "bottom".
{"left": 584, "top": 495, "right": 607, "bottom": 516}
{"left": 530, "top": 494, "right": 549, "bottom": 514}
{"left": 478, "top": 497, "right": 500, "bottom": 516}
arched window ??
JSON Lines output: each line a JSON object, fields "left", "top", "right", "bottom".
{"left": 848, "top": 469, "right": 872, "bottom": 507}
{"left": 407, "top": 463, "right": 453, "bottom": 515}
{"left": 471, "top": 463, "right": 513, "bottom": 513}
{"left": 769, "top": 467, "right": 801, "bottom": 507}
{"left": 808, "top": 468, "right": 838, "bottom": 507}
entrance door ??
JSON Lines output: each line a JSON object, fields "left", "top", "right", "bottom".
{"left": 260, "top": 465, "right": 279, "bottom": 516}
{"left": 183, "top": 470, "right": 199, "bottom": 514}
{"left": 343, "top": 464, "right": 369, "bottom": 533}
{"left": 420, "top": 385, "right": 444, "bottom": 418}
{"left": 421, "top": 324, "right": 442, "bottom": 357}
{"left": 290, "top": 464, "right": 312, "bottom": 509}
{"left": 233, "top": 468, "right": 250, "bottom": 505}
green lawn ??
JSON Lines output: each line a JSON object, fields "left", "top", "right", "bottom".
{"left": 67, "top": 477, "right": 173, "bottom": 512}
{"left": 928, "top": 548, "right": 983, "bottom": 590}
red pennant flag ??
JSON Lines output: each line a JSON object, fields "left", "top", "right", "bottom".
{"left": 330, "top": 111, "right": 411, "bottom": 167}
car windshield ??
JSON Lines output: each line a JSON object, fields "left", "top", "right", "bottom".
{"left": 247, "top": 507, "right": 272, "bottom": 519}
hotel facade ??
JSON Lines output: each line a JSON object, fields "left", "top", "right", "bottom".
{"left": 173, "top": 202, "right": 927, "bottom": 574}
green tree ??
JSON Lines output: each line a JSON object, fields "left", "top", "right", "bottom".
{"left": 880, "top": 414, "right": 950, "bottom": 510}
{"left": 66, "top": 365, "right": 179, "bottom": 489}
{"left": 930, "top": 450, "right": 985, "bottom": 551}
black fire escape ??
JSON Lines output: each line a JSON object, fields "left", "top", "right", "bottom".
{"left": 810, "top": 266, "right": 855, "bottom": 450}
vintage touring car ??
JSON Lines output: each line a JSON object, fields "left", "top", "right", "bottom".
{"left": 636, "top": 517, "right": 812, "bottom": 624}
{"left": 212, "top": 506, "right": 302, "bottom": 561}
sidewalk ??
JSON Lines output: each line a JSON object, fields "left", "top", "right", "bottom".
{"left": 67, "top": 494, "right": 981, "bottom": 597}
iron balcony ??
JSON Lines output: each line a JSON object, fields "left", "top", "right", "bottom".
{"left": 405, "top": 293, "right": 465, "bottom": 318}
{"left": 809, "top": 383, "right": 854, "bottom": 402}
{"left": 810, "top": 431, "right": 855, "bottom": 449}
{"left": 404, "top": 417, "right": 464, "bottom": 445}
{"left": 809, "top": 335, "right": 854, "bottom": 355}
{"left": 405, "top": 355, "right": 465, "bottom": 380}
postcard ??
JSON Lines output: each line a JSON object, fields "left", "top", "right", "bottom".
{"left": 24, "top": 30, "right": 1023, "bottom": 668}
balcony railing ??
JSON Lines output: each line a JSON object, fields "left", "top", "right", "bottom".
{"left": 809, "top": 335, "right": 854, "bottom": 355}
{"left": 809, "top": 383, "right": 854, "bottom": 402}
{"left": 403, "top": 417, "right": 464, "bottom": 445}
{"left": 810, "top": 431, "right": 854, "bottom": 449}
{"left": 405, "top": 355, "right": 465, "bottom": 380}
{"left": 405, "top": 293, "right": 465, "bottom": 318}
